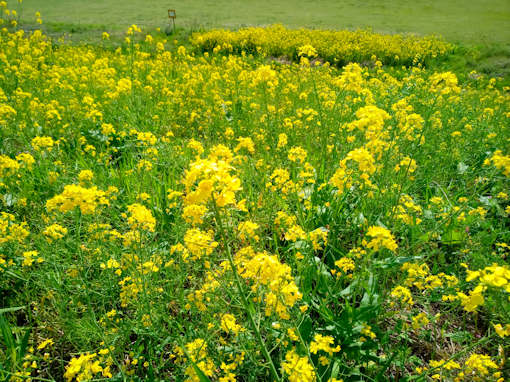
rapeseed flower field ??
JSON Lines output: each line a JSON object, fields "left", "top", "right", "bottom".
{"left": 191, "top": 25, "right": 453, "bottom": 66}
{"left": 0, "top": 2, "right": 509, "bottom": 381}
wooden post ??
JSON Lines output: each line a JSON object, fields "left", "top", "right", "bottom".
{"left": 168, "top": 9, "right": 176, "bottom": 34}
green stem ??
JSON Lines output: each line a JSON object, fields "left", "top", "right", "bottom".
{"left": 211, "top": 199, "right": 282, "bottom": 382}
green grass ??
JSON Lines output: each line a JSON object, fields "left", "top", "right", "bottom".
{"left": 19, "top": 0, "right": 510, "bottom": 45}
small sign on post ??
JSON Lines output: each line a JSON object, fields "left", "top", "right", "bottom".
{"left": 167, "top": 9, "right": 176, "bottom": 34}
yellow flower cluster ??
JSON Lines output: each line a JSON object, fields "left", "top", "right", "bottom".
{"left": 0, "top": 212, "right": 29, "bottom": 245}
{"left": 393, "top": 194, "right": 423, "bottom": 225}
{"left": 46, "top": 184, "right": 109, "bottom": 215}
{"left": 424, "top": 353, "right": 501, "bottom": 381}
{"left": 466, "top": 264, "right": 510, "bottom": 289}
{"left": 298, "top": 44, "right": 317, "bottom": 58}
{"left": 31, "top": 136, "right": 55, "bottom": 152}
{"left": 444, "top": 264, "right": 510, "bottom": 312}
{"left": 390, "top": 286, "right": 414, "bottom": 306}
{"left": 182, "top": 146, "right": 242, "bottom": 208}
{"left": 329, "top": 105, "right": 393, "bottom": 196}
{"left": 463, "top": 354, "right": 499, "bottom": 378}
{"left": 0, "top": 152, "right": 35, "bottom": 178}
{"left": 401, "top": 262, "right": 458, "bottom": 290}
{"left": 484, "top": 150, "right": 510, "bottom": 177}
{"left": 0, "top": 103, "right": 16, "bottom": 124}
{"left": 330, "top": 147, "right": 377, "bottom": 194}
{"left": 239, "top": 252, "right": 302, "bottom": 319}
{"left": 192, "top": 24, "right": 453, "bottom": 66}
{"left": 309, "top": 334, "right": 341, "bottom": 356}
{"left": 429, "top": 71, "right": 461, "bottom": 95}
{"left": 0, "top": 154, "right": 20, "bottom": 178}
{"left": 364, "top": 226, "right": 398, "bottom": 252}
{"left": 334, "top": 257, "right": 355, "bottom": 276}
{"left": 64, "top": 352, "right": 112, "bottom": 382}
{"left": 126, "top": 203, "right": 156, "bottom": 232}
{"left": 251, "top": 64, "right": 278, "bottom": 87}
{"left": 493, "top": 323, "right": 510, "bottom": 338}
{"left": 183, "top": 228, "right": 218, "bottom": 260}
{"left": 237, "top": 220, "right": 260, "bottom": 242}
{"left": 22, "top": 250, "right": 43, "bottom": 266}
{"left": 220, "top": 313, "right": 244, "bottom": 335}
{"left": 183, "top": 339, "right": 215, "bottom": 381}
{"left": 182, "top": 204, "right": 208, "bottom": 225}
{"left": 282, "top": 348, "right": 316, "bottom": 382}
{"left": 43, "top": 223, "right": 68, "bottom": 242}
{"left": 78, "top": 170, "right": 94, "bottom": 183}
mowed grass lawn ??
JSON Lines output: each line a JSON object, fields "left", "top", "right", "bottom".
{"left": 20, "top": 0, "right": 510, "bottom": 45}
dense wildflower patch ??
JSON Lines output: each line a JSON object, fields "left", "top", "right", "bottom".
{"left": 191, "top": 24, "right": 454, "bottom": 66}
{"left": 0, "top": 3, "right": 509, "bottom": 381}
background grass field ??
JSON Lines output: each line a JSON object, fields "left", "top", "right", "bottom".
{"left": 18, "top": 0, "right": 510, "bottom": 81}
{"left": 20, "top": 0, "right": 510, "bottom": 45}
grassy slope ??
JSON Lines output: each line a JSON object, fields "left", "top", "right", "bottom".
{"left": 17, "top": 0, "right": 510, "bottom": 81}
{"left": 20, "top": 0, "right": 510, "bottom": 45}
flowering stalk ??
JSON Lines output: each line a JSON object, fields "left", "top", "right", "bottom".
{"left": 211, "top": 198, "right": 282, "bottom": 382}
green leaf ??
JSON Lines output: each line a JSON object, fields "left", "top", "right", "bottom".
{"left": 0, "top": 307, "right": 25, "bottom": 315}
{"left": 0, "top": 315, "right": 16, "bottom": 368}
{"left": 339, "top": 279, "right": 358, "bottom": 297}
{"left": 298, "top": 316, "right": 313, "bottom": 343}
{"left": 442, "top": 229, "right": 465, "bottom": 245}
{"left": 19, "top": 328, "right": 31, "bottom": 362}
{"left": 330, "top": 360, "right": 340, "bottom": 379}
